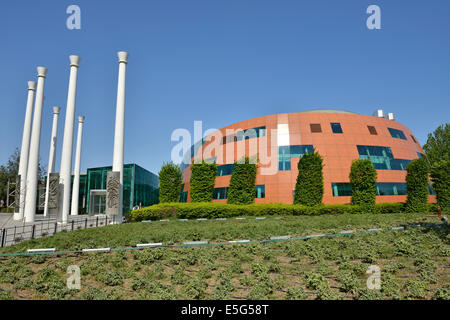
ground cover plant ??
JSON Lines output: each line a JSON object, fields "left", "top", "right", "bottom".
{"left": 0, "top": 213, "right": 448, "bottom": 300}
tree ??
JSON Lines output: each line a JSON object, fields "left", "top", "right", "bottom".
{"left": 430, "top": 159, "right": 449, "bottom": 212}
{"left": 158, "top": 162, "right": 182, "bottom": 203}
{"left": 189, "top": 161, "right": 217, "bottom": 202}
{"left": 227, "top": 158, "right": 257, "bottom": 204}
{"left": 0, "top": 148, "right": 46, "bottom": 206}
{"left": 423, "top": 123, "right": 450, "bottom": 165}
{"left": 294, "top": 151, "right": 324, "bottom": 206}
{"left": 349, "top": 159, "right": 377, "bottom": 210}
{"left": 405, "top": 158, "right": 429, "bottom": 213}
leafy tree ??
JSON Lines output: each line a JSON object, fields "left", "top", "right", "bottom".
{"left": 227, "top": 158, "right": 257, "bottom": 204}
{"left": 294, "top": 151, "right": 324, "bottom": 206}
{"left": 158, "top": 162, "right": 182, "bottom": 203}
{"left": 189, "top": 161, "right": 217, "bottom": 202}
{"left": 405, "top": 158, "right": 429, "bottom": 213}
{"left": 0, "top": 148, "right": 46, "bottom": 207}
{"left": 349, "top": 159, "right": 377, "bottom": 210}
{"left": 430, "top": 159, "right": 449, "bottom": 212}
{"left": 423, "top": 123, "right": 450, "bottom": 165}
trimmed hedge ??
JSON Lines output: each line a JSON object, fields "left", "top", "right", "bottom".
{"left": 294, "top": 151, "right": 324, "bottom": 206}
{"left": 349, "top": 159, "right": 377, "bottom": 210}
{"left": 158, "top": 162, "right": 182, "bottom": 203}
{"left": 125, "top": 202, "right": 432, "bottom": 222}
{"left": 430, "top": 159, "right": 450, "bottom": 212}
{"left": 405, "top": 158, "right": 430, "bottom": 213}
{"left": 189, "top": 161, "right": 217, "bottom": 202}
{"left": 227, "top": 158, "right": 257, "bottom": 204}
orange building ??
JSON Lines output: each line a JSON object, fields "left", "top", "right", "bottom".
{"left": 180, "top": 109, "right": 436, "bottom": 204}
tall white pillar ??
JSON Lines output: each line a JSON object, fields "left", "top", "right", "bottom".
{"left": 15, "top": 81, "right": 36, "bottom": 221}
{"left": 112, "top": 51, "right": 129, "bottom": 222}
{"left": 24, "top": 67, "right": 47, "bottom": 223}
{"left": 58, "top": 55, "right": 81, "bottom": 224}
{"left": 70, "top": 116, "right": 85, "bottom": 216}
{"left": 43, "top": 107, "right": 60, "bottom": 217}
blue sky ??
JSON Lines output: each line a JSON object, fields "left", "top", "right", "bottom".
{"left": 0, "top": 0, "right": 449, "bottom": 174}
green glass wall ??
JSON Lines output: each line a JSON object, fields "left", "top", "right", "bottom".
{"left": 85, "top": 163, "right": 159, "bottom": 214}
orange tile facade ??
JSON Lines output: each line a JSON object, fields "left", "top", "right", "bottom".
{"left": 181, "top": 111, "right": 436, "bottom": 204}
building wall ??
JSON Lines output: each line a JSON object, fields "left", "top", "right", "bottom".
{"left": 181, "top": 111, "right": 436, "bottom": 204}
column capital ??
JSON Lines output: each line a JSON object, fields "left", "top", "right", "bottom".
{"left": 37, "top": 67, "right": 48, "bottom": 78}
{"left": 78, "top": 116, "right": 85, "bottom": 123}
{"left": 69, "top": 55, "right": 81, "bottom": 67}
{"left": 27, "top": 81, "right": 37, "bottom": 91}
{"left": 117, "top": 51, "right": 129, "bottom": 64}
{"left": 53, "top": 106, "right": 61, "bottom": 114}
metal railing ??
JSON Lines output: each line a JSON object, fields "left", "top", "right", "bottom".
{"left": 0, "top": 215, "right": 118, "bottom": 248}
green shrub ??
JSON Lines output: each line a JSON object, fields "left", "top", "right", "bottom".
{"left": 227, "top": 158, "right": 257, "bottom": 204}
{"left": 405, "top": 159, "right": 430, "bottom": 213}
{"left": 294, "top": 151, "right": 324, "bottom": 206}
{"left": 158, "top": 162, "right": 182, "bottom": 203}
{"left": 190, "top": 161, "right": 217, "bottom": 202}
{"left": 430, "top": 160, "right": 450, "bottom": 212}
{"left": 126, "top": 201, "right": 429, "bottom": 222}
{"left": 349, "top": 159, "right": 377, "bottom": 211}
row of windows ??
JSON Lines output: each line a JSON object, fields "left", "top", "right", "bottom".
{"left": 357, "top": 145, "right": 412, "bottom": 170}
{"left": 213, "top": 185, "right": 266, "bottom": 200}
{"left": 222, "top": 126, "right": 266, "bottom": 144}
{"left": 309, "top": 122, "right": 413, "bottom": 142}
{"left": 332, "top": 182, "right": 435, "bottom": 197}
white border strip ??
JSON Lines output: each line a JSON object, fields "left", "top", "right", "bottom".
{"left": 136, "top": 243, "right": 163, "bottom": 248}
{"left": 183, "top": 241, "right": 208, "bottom": 245}
{"left": 27, "top": 248, "right": 56, "bottom": 253}
{"left": 82, "top": 248, "right": 111, "bottom": 253}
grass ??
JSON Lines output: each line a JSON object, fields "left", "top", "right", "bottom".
{"left": 0, "top": 213, "right": 449, "bottom": 300}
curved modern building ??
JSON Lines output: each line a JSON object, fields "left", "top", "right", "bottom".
{"left": 180, "top": 109, "right": 436, "bottom": 204}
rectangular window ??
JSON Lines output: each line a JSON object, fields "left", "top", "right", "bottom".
{"left": 388, "top": 128, "right": 407, "bottom": 140}
{"left": 368, "top": 126, "right": 377, "bottom": 135}
{"left": 213, "top": 187, "right": 228, "bottom": 200}
{"left": 278, "top": 145, "right": 314, "bottom": 171}
{"left": 222, "top": 126, "right": 266, "bottom": 144}
{"left": 310, "top": 123, "right": 322, "bottom": 133}
{"left": 330, "top": 122, "right": 343, "bottom": 134}
{"left": 256, "top": 185, "right": 265, "bottom": 198}
{"left": 217, "top": 164, "right": 235, "bottom": 176}
{"left": 331, "top": 183, "right": 352, "bottom": 196}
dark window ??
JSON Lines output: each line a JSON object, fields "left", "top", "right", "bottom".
{"left": 256, "top": 185, "right": 265, "bottom": 198}
{"left": 388, "top": 128, "right": 407, "bottom": 140}
{"left": 330, "top": 122, "right": 343, "bottom": 134}
{"left": 217, "top": 164, "right": 235, "bottom": 176}
{"left": 368, "top": 126, "right": 378, "bottom": 135}
{"left": 332, "top": 182, "right": 434, "bottom": 197}
{"left": 310, "top": 123, "right": 322, "bottom": 133}
{"left": 278, "top": 145, "right": 314, "bottom": 171}
{"left": 213, "top": 187, "right": 228, "bottom": 200}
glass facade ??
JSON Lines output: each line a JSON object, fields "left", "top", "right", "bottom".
{"left": 85, "top": 163, "right": 159, "bottom": 214}
{"left": 70, "top": 174, "right": 88, "bottom": 214}
{"left": 330, "top": 122, "right": 343, "bottom": 133}
{"left": 332, "top": 182, "right": 434, "bottom": 197}
{"left": 357, "top": 145, "right": 411, "bottom": 170}
{"left": 388, "top": 128, "right": 407, "bottom": 140}
{"left": 279, "top": 145, "right": 314, "bottom": 171}
{"left": 180, "top": 184, "right": 188, "bottom": 203}
{"left": 256, "top": 185, "right": 265, "bottom": 198}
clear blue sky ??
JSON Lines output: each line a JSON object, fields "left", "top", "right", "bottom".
{"left": 0, "top": 0, "right": 449, "bottom": 174}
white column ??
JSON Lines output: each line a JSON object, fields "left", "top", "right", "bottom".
{"left": 43, "top": 107, "right": 60, "bottom": 217}
{"left": 15, "top": 81, "right": 36, "bottom": 221}
{"left": 24, "top": 67, "right": 47, "bottom": 223}
{"left": 58, "top": 55, "right": 81, "bottom": 224}
{"left": 112, "top": 51, "right": 129, "bottom": 222}
{"left": 70, "top": 116, "right": 85, "bottom": 216}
